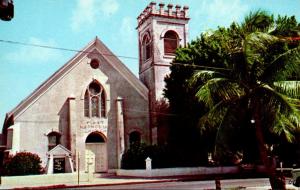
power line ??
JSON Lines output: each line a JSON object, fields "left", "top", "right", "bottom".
{"left": 0, "top": 39, "right": 138, "bottom": 60}
{"left": 0, "top": 39, "right": 232, "bottom": 71}
{"left": 172, "top": 62, "right": 231, "bottom": 71}
{"left": 124, "top": 108, "right": 177, "bottom": 116}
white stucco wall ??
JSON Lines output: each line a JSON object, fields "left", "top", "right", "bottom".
{"left": 6, "top": 39, "right": 150, "bottom": 170}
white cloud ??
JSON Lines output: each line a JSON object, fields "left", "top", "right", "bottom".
{"left": 120, "top": 17, "right": 135, "bottom": 43}
{"left": 71, "top": 0, "right": 96, "bottom": 31}
{"left": 71, "top": 0, "right": 119, "bottom": 31}
{"left": 5, "top": 37, "right": 63, "bottom": 64}
{"left": 100, "top": 0, "right": 119, "bottom": 17}
{"left": 196, "top": 0, "right": 249, "bottom": 30}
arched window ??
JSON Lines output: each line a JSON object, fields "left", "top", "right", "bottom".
{"left": 164, "top": 31, "right": 179, "bottom": 55}
{"left": 48, "top": 132, "right": 61, "bottom": 151}
{"left": 84, "top": 81, "right": 106, "bottom": 118}
{"left": 129, "top": 131, "right": 141, "bottom": 145}
{"left": 142, "top": 34, "right": 151, "bottom": 61}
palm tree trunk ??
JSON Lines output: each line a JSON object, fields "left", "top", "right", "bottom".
{"left": 253, "top": 103, "right": 286, "bottom": 190}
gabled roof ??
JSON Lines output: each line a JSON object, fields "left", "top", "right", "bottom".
{"left": 93, "top": 37, "right": 148, "bottom": 100}
{"left": 47, "top": 144, "right": 71, "bottom": 156}
{"left": 4, "top": 37, "right": 148, "bottom": 127}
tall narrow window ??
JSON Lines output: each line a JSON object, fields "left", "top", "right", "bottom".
{"left": 84, "top": 80, "right": 106, "bottom": 118}
{"left": 101, "top": 94, "right": 106, "bottom": 117}
{"left": 91, "top": 96, "right": 99, "bottom": 117}
{"left": 164, "top": 31, "right": 179, "bottom": 55}
{"left": 142, "top": 34, "right": 151, "bottom": 61}
{"left": 84, "top": 90, "right": 90, "bottom": 117}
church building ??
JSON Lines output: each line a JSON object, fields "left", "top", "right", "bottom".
{"left": 1, "top": 2, "right": 189, "bottom": 174}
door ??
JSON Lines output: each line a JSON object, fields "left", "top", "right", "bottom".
{"left": 85, "top": 143, "right": 107, "bottom": 172}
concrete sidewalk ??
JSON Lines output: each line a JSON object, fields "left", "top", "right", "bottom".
{"left": 0, "top": 176, "right": 298, "bottom": 189}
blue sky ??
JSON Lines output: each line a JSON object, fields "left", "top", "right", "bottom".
{"left": 0, "top": 0, "right": 300, "bottom": 127}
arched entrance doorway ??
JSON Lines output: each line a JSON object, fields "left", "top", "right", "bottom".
{"left": 85, "top": 132, "right": 107, "bottom": 173}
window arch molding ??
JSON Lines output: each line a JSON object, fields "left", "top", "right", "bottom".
{"left": 85, "top": 131, "right": 107, "bottom": 143}
{"left": 140, "top": 32, "right": 152, "bottom": 62}
{"left": 80, "top": 77, "right": 109, "bottom": 99}
{"left": 140, "top": 31, "right": 152, "bottom": 46}
{"left": 160, "top": 29, "right": 181, "bottom": 40}
{"left": 127, "top": 128, "right": 143, "bottom": 146}
{"left": 84, "top": 80, "right": 107, "bottom": 118}
{"left": 162, "top": 30, "right": 180, "bottom": 55}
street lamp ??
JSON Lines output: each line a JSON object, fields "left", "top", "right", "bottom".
{"left": 250, "top": 119, "right": 255, "bottom": 124}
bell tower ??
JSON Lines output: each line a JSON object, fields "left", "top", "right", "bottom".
{"left": 137, "top": 2, "right": 189, "bottom": 144}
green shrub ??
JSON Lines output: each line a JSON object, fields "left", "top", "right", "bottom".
{"left": 3, "top": 152, "right": 43, "bottom": 176}
{"left": 121, "top": 143, "right": 174, "bottom": 169}
{"left": 121, "top": 143, "right": 147, "bottom": 169}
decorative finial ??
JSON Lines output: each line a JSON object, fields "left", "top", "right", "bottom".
{"left": 167, "top": 4, "right": 173, "bottom": 16}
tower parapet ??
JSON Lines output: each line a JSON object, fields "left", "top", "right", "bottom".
{"left": 137, "top": 2, "right": 189, "bottom": 26}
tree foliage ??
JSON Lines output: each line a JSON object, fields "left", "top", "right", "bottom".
{"left": 121, "top": 143, "right": 174, "bottom": 169}
{"left": 164, "top": 11, "right": 300, "bottom": 167}
{"left": 3, "top": 152, "right": 43, "bottom": 176}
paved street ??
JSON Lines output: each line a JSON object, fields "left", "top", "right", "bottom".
{"left": 62, "top": 178, "right": 297, "bottom": 190}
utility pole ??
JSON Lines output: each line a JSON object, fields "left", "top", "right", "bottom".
{"left": 77, "top": 151, "right": 80, "bottom": 186}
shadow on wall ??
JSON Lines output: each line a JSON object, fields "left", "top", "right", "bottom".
{"left": 58, "top": 99, "right": 70, "bottom": 150}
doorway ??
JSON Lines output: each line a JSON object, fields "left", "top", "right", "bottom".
{"left": 85, "top": 132, "right": 107, "bottom": 173}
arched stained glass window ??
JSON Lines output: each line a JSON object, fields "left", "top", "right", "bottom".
{"left": 84, "top": 81, "right": 106, "bottom": 118}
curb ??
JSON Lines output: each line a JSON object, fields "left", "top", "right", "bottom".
{"left": 12, "top": 178, "right": 179, "bottom": 189}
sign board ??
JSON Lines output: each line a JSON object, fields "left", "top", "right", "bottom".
{"left": 53, "top": 158, "right": 65, "bottom": 173}
{"left": 80, "top": 119, "right": 108, "bottom": 135}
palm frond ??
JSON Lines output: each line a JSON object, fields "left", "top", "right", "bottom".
{"left": 261, "top": 45, "right": 300, "bottom": 83}
{"left": 244, "top": 32, "right": 278, "bottom": 80}
{"left": 256, "top": 85, "right": 298, "bottom": 114}
{"left": 273, "top": 81, "right": 300, "bottom": 99}
{"left": 197, "top": 100, "right": 229, "bottom": 133}
{"left": 254, "top": 85, "right": 300, "bottom": 141}
{"left": 195, "top": 81, "right": 214, "bottom": 108}
{"left": 241, "top": 10, "right": 274, "bottom": 34}
{"left": 189, "top": 70, "right": 224, "bottom": 86}
{"left": 195, "top": 78, "right": 245, "bottom": 108}
{"left": 273, "top": 115, "right": 298, "bottom": 142}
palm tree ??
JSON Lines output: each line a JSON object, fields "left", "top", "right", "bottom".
{"left": 190, "top": 11, "right": 300, "bottom": 189}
